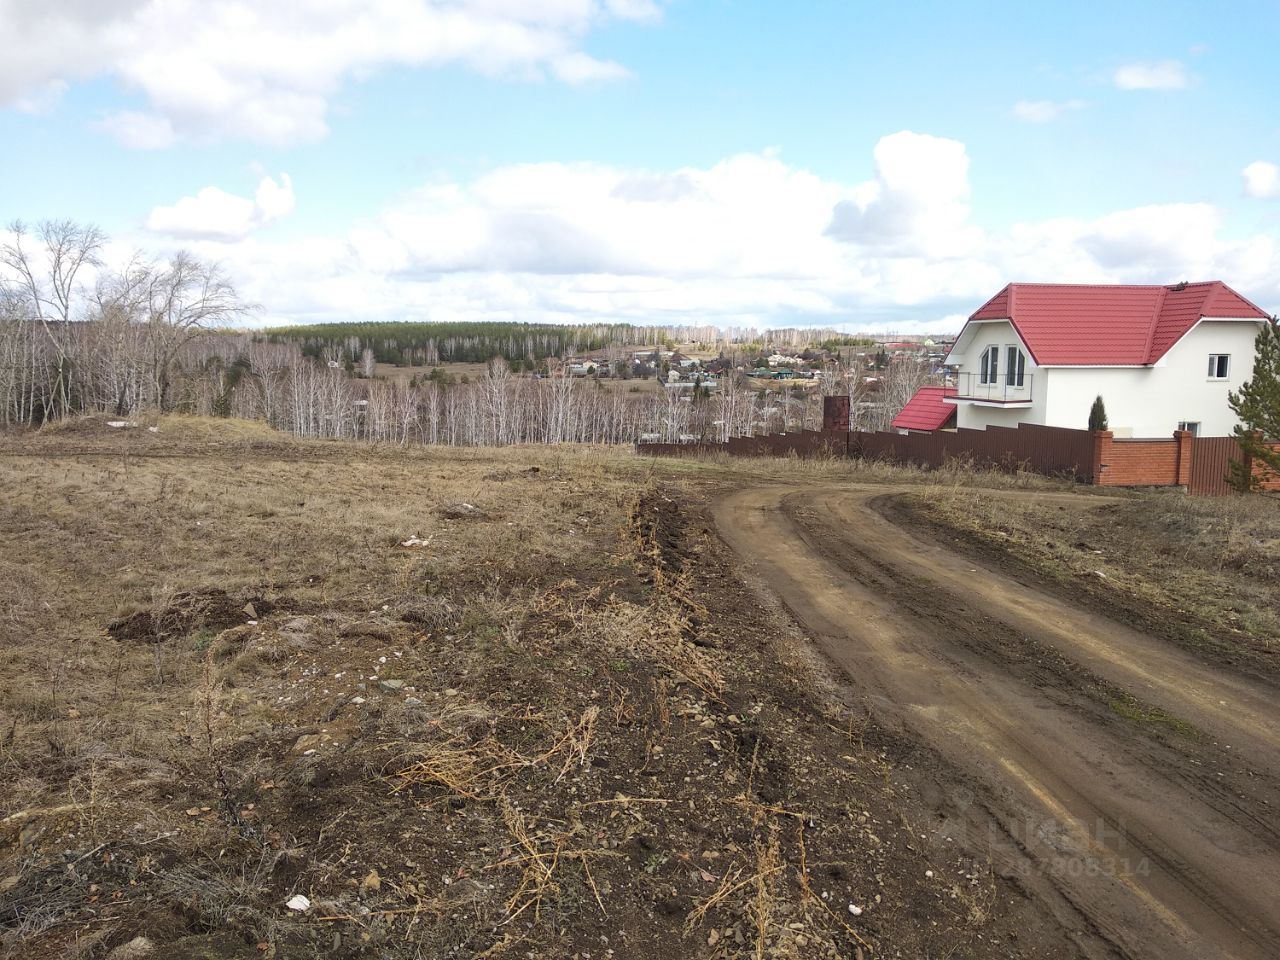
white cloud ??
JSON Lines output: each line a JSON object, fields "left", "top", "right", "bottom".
{"left": 0, "top": 0, "right": 653, "bottom": 147}
{"left": 137, "top": 134, "right": 1280, "bottom": 331}
{"left": 1012, "top": 99, "right": 1085, "bottom": 123}
{"left": 146, "top": 174, "right": 295, "bottom": 240}
{"left": 93, "top": 110, "right": 175, "bottom": 150}
{"left": 1243, "top": 161, "right": 1280, "bottom": 199}
{"left": 550, "top": 52, "right": 634, "bottom": 83}
{"left": 12, "top": 78, "right": 67, "bottom": 114}
{"left": 826, "top": 131, "right": 980, "bottom": 258}
{"left": 1114, "top": 59, "right": 1189, "bottom": 90}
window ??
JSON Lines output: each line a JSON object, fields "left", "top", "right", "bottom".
{"left": 1207, "top": 354, "right": 1230, "bottom": 379}
{"left": 1177, "top": 421, "right": 1201, "bottom": 436}
{"left": 1005, "top": 346, "right": 1026, "bottom": 387}
{"left": 979, "top": 346, "right": 999, "bottom": 385}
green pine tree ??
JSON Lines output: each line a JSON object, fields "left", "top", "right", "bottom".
{"left": 1227, "top": 319, "right": 1280, "bottom": 492}
{"left": 1087, "top": 395, "right": 1108, "bottom": 432}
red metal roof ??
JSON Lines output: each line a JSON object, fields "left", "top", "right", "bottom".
{"left": 891, "top": 386, "right": 957, "bottom": 432}
{"left": 968, "top": 281, "right": 1269, "bottom": 366}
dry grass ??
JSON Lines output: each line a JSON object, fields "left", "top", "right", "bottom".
{"left": 0, "top": 415, "right": 1046, "bottom": 959}
{"left": 909, "top": 484, "right": 1280, "bottom": 670}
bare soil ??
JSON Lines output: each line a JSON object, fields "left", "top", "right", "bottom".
{"left": 8, "top": 420, "right": 1276, "bottom": 960}
{"left": 713, "top": 485, "right": 1280, "bottom": 960}
{"left": 1, "top": 421, "right": 1059, "bottom": 960}
{"left": 891, "top": 489, "right": 1280, "bottom": 686}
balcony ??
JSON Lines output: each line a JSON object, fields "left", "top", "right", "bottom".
{"left": 946, "top": 371, "right": 1034, "bottom": 406}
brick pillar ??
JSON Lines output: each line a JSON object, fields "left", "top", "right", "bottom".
{"left": 822, "top": 395, "right": 850, "bottom": 432}
{"left": 1090, "top": 431, "right": 1113, "bottom": 485}
{"left": 1173, "top": 429, "right": 1193, "bottom": 487}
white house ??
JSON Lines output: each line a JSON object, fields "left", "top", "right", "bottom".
{"left": 937, "top": 281, "right": 1271, "bottom": 437}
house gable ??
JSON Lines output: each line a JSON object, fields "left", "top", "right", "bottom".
{"left": 945, "top": 319, "right": 1032, "bottom": 368}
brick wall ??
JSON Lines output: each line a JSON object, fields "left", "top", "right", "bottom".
{"left": 1095, "top": 431, "right": 1192, "bottom": 487}
{"left": 1254, "top": 444, "right": 1280, "bottom": 492}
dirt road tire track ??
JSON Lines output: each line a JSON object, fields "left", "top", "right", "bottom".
{"left": 713, "top": 484, "right": 1280, "bottom": 960}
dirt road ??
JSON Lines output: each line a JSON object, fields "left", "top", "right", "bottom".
{"left": 713, "top": 485, "right": 1280, "bottom": 960}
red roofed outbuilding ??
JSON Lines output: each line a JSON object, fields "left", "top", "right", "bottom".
{"left": 890, "top": 386, "right": 957, "bottom": 433}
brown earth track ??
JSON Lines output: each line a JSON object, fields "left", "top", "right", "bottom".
{"left": 712, "top": 484, "right": 1280, "bottom": 960}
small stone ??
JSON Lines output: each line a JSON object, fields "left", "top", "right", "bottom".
{"left": 848, "top": 903, "right": 863, "bottom": 916}
{"left": 379, "top": 679, "right": 404, "bottom": 691}
{"left": 925, "top": 870, "right": 934, "bottom": 878}
{"left": 404, "top": 697, "right": 423, "bottom": 706}
{"left": 243, "top": 602, "right": 258, "bottom": 620}
{"left": 350, "top": 696, "right": 366, "bottom": 705}
{"left": 286, "top": 894, "right": 311, "bottom": 912}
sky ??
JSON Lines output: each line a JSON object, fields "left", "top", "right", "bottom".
{"left": 2, "top": 0, "right": 1279, "bottom": 334}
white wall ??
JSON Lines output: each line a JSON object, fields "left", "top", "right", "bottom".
{"left": 946, "top": 319, "right": 1046, "bottom": 431}
{"left": 948, "top": 319, "right": 1260, "bottom": 437}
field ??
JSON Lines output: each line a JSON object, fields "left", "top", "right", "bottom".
{"left": 373, "top": 361, "right": 490, "bottom": 383}
{"left": 0, "top": 419, "right": 1049, "bottom": 960}
{"left": 4, "top": 418, "right": 1279, "bottom": 960}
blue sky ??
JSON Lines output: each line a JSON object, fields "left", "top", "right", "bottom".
{"left": 2, "top": 0, "right": 1279, "bottom": 331}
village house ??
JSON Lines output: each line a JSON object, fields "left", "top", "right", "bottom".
{"left": 767, "top": 353, "right": 803, "bottom": 367}
{"left": 919, "top": 281, "right": 1271, "bottom": 437}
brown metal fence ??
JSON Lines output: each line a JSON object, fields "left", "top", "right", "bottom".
{"left": 638, "top": 423, "right": 1096, "bottom": 481}
{"left": 1188, "top": 437, "right": 1244, "bottom": 495}
{"left": 852, "top": 423, "right": 1096, "bottom": 482}
{"left": 636, "top": 424, "right": 1269, "bottom": 496}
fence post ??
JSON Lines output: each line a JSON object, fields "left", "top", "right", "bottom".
{"left": 1173, "top": 429, "right": 1193, "bottom": 487}
{"left": 1090, "top": 430, "right": 1113, "bottom": 485}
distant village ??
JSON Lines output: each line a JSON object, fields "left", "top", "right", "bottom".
{"left": 558, "top": 336, "right": 955, "bottom": 394}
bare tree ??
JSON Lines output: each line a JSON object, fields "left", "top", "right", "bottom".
{"left": 0, "top": 219, "right": 107, "bottom": 417}
{"left": 140, "top": 252, "right": 250, "bottom": 411}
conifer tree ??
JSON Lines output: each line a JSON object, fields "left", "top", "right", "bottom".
{"left": 1087, "top": 395, "right": 1108, "bottom": 432}
{"left": 1227, "top": 319, "right": 1280, "bottom": 491}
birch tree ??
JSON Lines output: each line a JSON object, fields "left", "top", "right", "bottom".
{"left": 1, "top": 220, "right": 106, "bottom": 417}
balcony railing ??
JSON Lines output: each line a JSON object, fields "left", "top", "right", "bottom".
{"left": 949, "top": 371, "right": 1034, "bottom": 404}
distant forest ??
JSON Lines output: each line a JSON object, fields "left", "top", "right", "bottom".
{"left": 262, "top": 321, "right": 642, "bottom": 368}
{"left": 260, "top": 321, "right": 878, "bottom": 369}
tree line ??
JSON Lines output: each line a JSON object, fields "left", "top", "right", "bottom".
{"left": 261, "top": 321, "right": 880, "bottom": 369}
{"left": 1, "top": 219, "right": 931, "bottom": 444}
{"left": 0, "top": 220, "right": 247, "bottom": 425}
